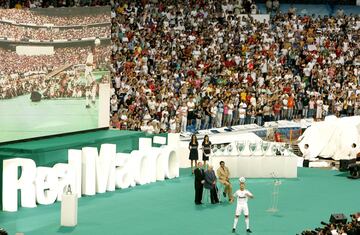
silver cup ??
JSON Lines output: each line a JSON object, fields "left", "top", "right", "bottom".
{"left": 261, "top": 142, "right": 270, "bottom": 155}
{"left": 236, "top": 141, "right": 246, "bottom": 155}
{"left": 249, "top": 142, "right": 258, "bottom": 155}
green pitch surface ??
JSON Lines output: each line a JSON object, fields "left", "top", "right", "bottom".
{"left": 0, "top": 71, "right": 107, "bottom": 143}
{"left": 0, "top": 167, "right": 359, "bottom": 235}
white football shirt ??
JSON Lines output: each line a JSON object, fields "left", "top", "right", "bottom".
{"left": 234, "top": 189, "right": 253, "bottom": 206}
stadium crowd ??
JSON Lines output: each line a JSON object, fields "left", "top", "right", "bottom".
{"left": 0, "top": 46, "right": 109, "bottom": 75}
{"left": 0, "top": 45, "right": 110, "bottom": 99}
{"left": 0, "top": 72, "right": 101, "bottom": 100}
{"left": 110, "top": 0, "right": 360, "bottom": 133}
{"left": 0, "top": 9, "right": 109, "bottom": 25}
{"left": 300, "top": 213, "right": 360, "bottom": 235}
{"left": 1, "top": 0, "right": 110, "bottom": 8}
{"left": 0, "top": 23, "right": 110, "bottom": 40}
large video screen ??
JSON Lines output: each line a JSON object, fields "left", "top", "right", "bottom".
{"left": 0, "top": 7, "right": 111, "bottom": 143}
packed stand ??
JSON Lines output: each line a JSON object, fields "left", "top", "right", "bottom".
{"left": 0, "top": 23, "right": 110, "bottom": 41}
{"left": 3, "top": 0, "right": 110, "bottom": 8}
{"left": 0, "top": 9, "right": 109, "bottom": 25}
{"left": 299, "top": 213, "right": 360, "bottom": 235}
{"left": 110, "top": 1, "right": 360, "bottom": 133}
{"left": 0, "top": 45, "right": 111, "bottom": 99}
{"left": 0, "top": 72, "right": 102, "bottom": 100}
{"left": 0, "top": 0, "right": 7, "bottom": 8}
{"left": 0, "top": 46, "right": 109, "bottom": 75}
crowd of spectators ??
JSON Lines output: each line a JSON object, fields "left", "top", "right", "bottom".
{"left": 110, "top": 0, "right": 360, "bottom": 133}
{"left": 300, "top": 214, "right": 360, "bottom": 235}
{"left": 1, "top": 0, "right": 110, "bottom": 9}
{"left": 0, "top": 9, "right": 109, "bottom": 25}
{"left": 0, "top": 45, "right": 110, "bottom": 99}
{"left": 0, "top": 72, "right": 103, "bottom": 100}
{"left": 265, "top": 0, "right": 280, "bottom": 14}
{"left": 0, "top": 0, "right": 7, "bottom": 8}
{"left": 0, "top": 23, "right": 110, "bottom": 40}
{"left": 0, "top": 45, "right": 110, "bottom": 76}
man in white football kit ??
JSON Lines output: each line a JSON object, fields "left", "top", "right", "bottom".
{"left": 232, "top": 177, "right": 254, "bottom": 233}
{"left": 85, "top": 52, "right": 95, "bottom": 86}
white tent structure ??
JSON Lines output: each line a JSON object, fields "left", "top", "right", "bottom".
{"left": 298, "top": 116, "right": 360, "bottom": 160}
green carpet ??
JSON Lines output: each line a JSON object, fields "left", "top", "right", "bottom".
{"left": 0, "top": 130, "right": 142, "bottom": 153}
{"left": 0, "top": 167, "right": 359, "bottom": 235}
{"left": 0, "top": 71, "right": 108, "bottom": 143}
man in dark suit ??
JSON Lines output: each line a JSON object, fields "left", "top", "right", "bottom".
{"left": 204, "top": 165, "right": 219, "bottom": 204}
{"left": 194, "top": 162, "right": 205, "bottom": 205}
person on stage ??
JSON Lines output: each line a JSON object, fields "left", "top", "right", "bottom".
{"left": 85, "top": 48, "right": 95, "bottom": 86}
{"left": 217, "top": 161, "right": 234, "bottom": 203}
{"left": 302, "top": 144, "right": 310, "bottom": 160}
{"left": 189, "top": 134, "right": 199, "bottom": 174}
{"left": 349, "top": 143, "right": 359, "bottom": 160}
{"left": 232, "top": 177, "right": 254, "bottom": 233}
{"left": 202, "top": 135, "right": 212, "bottom": 167}
{"left": 0, "top": 228, "right": 8, "bottom": 235}
{"left": 204, "top": 165, "right": 219, "bottom": 204}
{"left": 194, "top": 162, "right": 205, "bottom": 205}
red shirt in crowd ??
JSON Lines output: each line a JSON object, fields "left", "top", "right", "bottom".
{"left": 283, "top": 86, "right": 291, "bottom": 94}
{"left": 274, "top": 103, "right": 281, "bottom": 114}
{"left": 287, "top": 96, "right": 295, "bottom": 108}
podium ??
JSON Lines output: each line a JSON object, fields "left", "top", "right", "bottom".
{"left": 61, "top": 193, "right": 78, "bottom": 227}
{"left": 267, "top": 178, "right": 281, "bottom": 213}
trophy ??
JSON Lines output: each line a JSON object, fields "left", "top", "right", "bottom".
{"left": 279, "top": 145, "right": 285, "bottom": 156}
{"left": 249, "top": 142, "right": 258, "bottom": 156}
{"left": 236, "top": 141, "right": 246, "bottom": 155}
{"left": 261, "top": 141, "right": 270, "bottom": 155}
{"left": 227, "top": 144, "right": 233, "bottom": 155}
{"left": 219, "top": 144, "right": 225, "bottom": 154}
{"left": 271, "top": 144, "right": 278, "bottom": 156}
{"left": 284, "top": 144, "right": 291, "bottom": 156}
{"left": 63, "top": 184, "right": 72, "bottom": 195}
{"left": 211, "top": 144, "right": 218, "bottom": 155}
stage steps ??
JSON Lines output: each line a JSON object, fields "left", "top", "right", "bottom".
{"left": 290, "top": 143, "right": 302, "bottom": 156}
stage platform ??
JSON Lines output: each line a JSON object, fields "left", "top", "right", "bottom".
{"left": 0, "top": 129, "right": 167, "bottom": 208}
{"left": 1, "top": 167, "right": 359, "bottom": 235}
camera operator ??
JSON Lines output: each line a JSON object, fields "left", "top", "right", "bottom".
{"left": 0, "top": 228, "right": 8, "bottom": 235}
{"left": 347, "top": 214, "right": 360, "bottom": 235}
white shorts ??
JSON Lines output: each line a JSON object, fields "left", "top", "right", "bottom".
{"left": 235, "top": 204, "right": 249, "bottom": 216}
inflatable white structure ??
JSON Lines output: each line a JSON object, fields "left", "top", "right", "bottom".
{"left": 299, "top": 116, "right": 360, "bottom": 160}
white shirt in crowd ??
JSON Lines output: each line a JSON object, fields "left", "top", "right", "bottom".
{"left": 187, "top": 100, "right": 195, "bottom": 112}
{"left": 239, "top": 105, "right": 246, "bottom": 118}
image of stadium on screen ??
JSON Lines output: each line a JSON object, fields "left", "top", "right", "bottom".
{"left": 0, "top": 7, "right": 111, "bottom": 143}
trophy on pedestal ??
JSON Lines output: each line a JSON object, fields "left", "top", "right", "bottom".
{"left": 261, "top": 141, "right": 270, "bottom": 156}
{"left": 271, "top": 144, "right": 278, "bottom": 156}
{"left": 236, "top": 141, "right": 246, "bottom": 156}
{"left": 227, "top": 144, "right": 233, "bottom": 155}
{"left": 279, "top": 145, "right": 286, "bottom": 156}
{"left": 249, "top": 142, "right": 258, "bottom": 156}
{"left": 219, "top": 144, "right": 225, "bottom": 155}
{"left": 283, "top": 144, "right": 290, "bottom": 156}
{"left": 211, "top": 144, "right": 218, "bottom": 155}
